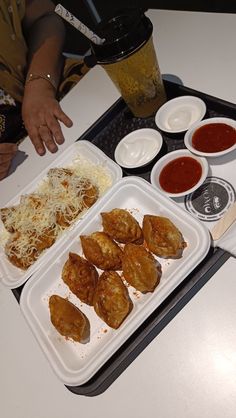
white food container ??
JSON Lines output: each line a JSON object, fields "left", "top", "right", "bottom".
{"left": 0, "top": 141, "right": 122, "bottom": 288}
{"left": 20, "top": 176, "right": 210, "bottom": 387}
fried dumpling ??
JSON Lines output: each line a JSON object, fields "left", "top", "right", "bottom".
{"left": 56, "top": 205, "right": 82, "bottom": 228}
{"left": 56, "top": 176, "right": 99, "bottom": 228}
{"left": 122, "top": 243, "right": 162, "bottom": 293}
{"left": 5, "top": 232, "right": 40, "bottom": 270}
{"left": 0, "top": 195, "right": 49, "bottom": 234}
{"left": 5, "top": 228, "right": 56, "bottom": 270}
{"left": 93, "top": 271, "right": 133, "bottom": 329}
{"left": 101, "top": 208, "right": 143, "bottom": 244}
{"left": 51, "top": 174, "right": 98, "bottom": 228}
{"left": 47, "top": 167, "right": 73, "bottom": 186}
{"left": 48, "top": 168, "right": 98, "bottom": 207}
{"left": 49, "top": 295, "right": 90, "bottom": 343}
{"left": 32, "top": 227, "right": 57, "bottom": 251}
{"left": 62, "top": 252, "right": 98, "bottom": 305}
{"left": 142, "top": 215, "right": 186, "bottom": 259}
{"left": 80, "top": 232, "right": 123, "bottom": 270}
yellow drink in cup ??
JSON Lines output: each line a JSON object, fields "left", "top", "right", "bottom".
{"left": 102, "top": 37, "right": 166, "bottom": 117}
{"left": 91, "top": 10, "right": 166, "bottom": 118}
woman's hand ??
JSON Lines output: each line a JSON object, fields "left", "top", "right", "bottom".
{"left": 22, "top": 80, "right": 73, "bottom": 156}
{"left": 0, "top": 143, "right": 18, "bottom": 180}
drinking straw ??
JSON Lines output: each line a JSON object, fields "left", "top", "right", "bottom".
{"left": 55, "top": 4, "right": 105, "bottom": 45}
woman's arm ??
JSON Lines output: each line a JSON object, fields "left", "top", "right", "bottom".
{"left": 22, "top": 0, "right": 73, "bottom": 156}
{"left": 23, "top": 0, "right": 65, "bottom": 89}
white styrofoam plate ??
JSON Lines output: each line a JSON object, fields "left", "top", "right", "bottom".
{"left": 20, "top": 176, "right": 210, "bottom": 386}
{"left": 0, "top": 141, "right": 122, "bottom": 288}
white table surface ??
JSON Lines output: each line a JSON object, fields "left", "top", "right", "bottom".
{"left": 1, "top": 9, "right": 236, "bottom": 418}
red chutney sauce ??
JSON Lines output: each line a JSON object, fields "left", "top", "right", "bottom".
{"left": 159, "top": 156, "right": 202, "bottom": 193}
{"left": 192, "top": 123, "right": 236, "bottom": 153}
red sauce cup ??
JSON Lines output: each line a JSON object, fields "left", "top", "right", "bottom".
{"left": 150, "top": 149, "right": 208, "bottom": 198}
{"left": 184, "top": 117, "right": 236, "bottom": 158}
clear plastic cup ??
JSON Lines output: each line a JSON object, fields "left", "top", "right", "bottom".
{"left": 91, "top": 10, "right": 167, "bottom": 118}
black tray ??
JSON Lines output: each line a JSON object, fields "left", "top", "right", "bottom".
{"left": 13, "top": 79, "right": 233, "bottom": 396}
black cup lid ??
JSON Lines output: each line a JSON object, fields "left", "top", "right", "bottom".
{"left": 91, "top": 9, "right": 153, "bottom": 63}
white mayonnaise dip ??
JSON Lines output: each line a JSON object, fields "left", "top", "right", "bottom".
{"left": 115, "top": 128, "right": 163, "bottom": 168}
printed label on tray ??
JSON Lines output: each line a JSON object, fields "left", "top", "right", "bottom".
{"left": 184, "top": 176, "right": 236, "bottom": 221}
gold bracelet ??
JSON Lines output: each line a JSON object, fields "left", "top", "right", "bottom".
{"left": 26, "top": 73, "right": 57, "bottom": 90}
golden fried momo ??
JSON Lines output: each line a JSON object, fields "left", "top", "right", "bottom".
{"left": 80, "top": 232, "right": 123, "bottom": 270}
{"left": 101, "top": 208, "right": 143, "bottom": 244}
{"left": 56, "top": 205, "right": 81, "bottom": 228}
{"left": 142, "top": 215, "right": 186, "bottom": 259}
{"left": 122, "top": 243, "right": 162, "bottom": 293}
{"left": 49, "top": 295, "right": 90, "bottom": 343}
{"left": 5, "top": 232, "right": 39, "bottom": 270}
{"left": 62, "top": 252, "right": 98, "bottom": 305}
{"left": 93, "top": 271, "right": 133, "bottom": 329}
{"left": 5, "top": 227, "right": 56, "bottom": 270}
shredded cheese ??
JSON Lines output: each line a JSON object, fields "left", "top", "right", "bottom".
{"left": 0, "top": 154, "right": 113, "bottom": 269}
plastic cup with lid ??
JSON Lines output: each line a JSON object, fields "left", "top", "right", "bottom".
{"left": 91, "top": 9, "right": 167, "bottom": 118}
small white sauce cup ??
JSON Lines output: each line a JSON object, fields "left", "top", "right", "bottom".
{"left": 155, "top": 95, "right": 206, "bottom": 133}
{"left": 150, "top": 149, "right": 209, "bottom": 198}
{"left": 184, "top": 117, "right": 236, "bottom": 157}
{"left": 114, "top": 128, "right": 163, "bottom": 169}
